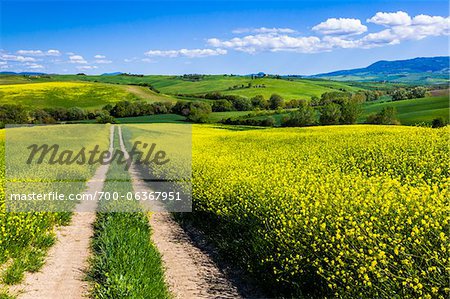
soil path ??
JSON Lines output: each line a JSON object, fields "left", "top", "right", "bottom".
{"left": 11, "top": 126, "right": 115, "bottom": 299}
{"left": 117, "top": 126, "right": 245, "bottom": 299}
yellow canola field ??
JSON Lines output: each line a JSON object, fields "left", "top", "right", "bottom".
{"left": 191, "top": 124, "right": 449, "bottom": 298}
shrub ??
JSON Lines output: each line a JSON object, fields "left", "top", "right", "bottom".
{"left": 96, "top": 113, "right": 117, "bottom": 124}
{"left": 366, "top": 107, "right": 400, "bottom": 125}
{"left": 30, "top": 109, "right": 56, "bottom": 124}
{"left": 67, "top": 107, "right": 86, "bottom": 121}
{"left": 431, "top": 117, "right": 446, "bottom": 128}
{"left": 187, "top": 102, "right": 212, "bottom": 123}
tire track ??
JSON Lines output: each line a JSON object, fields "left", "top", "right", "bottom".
{"left": 117, "top": 126, "right": 244, "bottom": 299}
{"left": 11, "top": 125, "right": 115, "bottom": 299}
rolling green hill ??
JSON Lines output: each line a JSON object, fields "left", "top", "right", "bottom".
{"left": 0, "top": 75, "right": 446, "bottom": 127}
{"left": 361, "top": 95, "right": 449, "bottom": 125}
{"left": 48, "top": 74, "right": 362, "bottom": 100}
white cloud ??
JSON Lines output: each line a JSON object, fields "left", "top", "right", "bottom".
{"left": 312, "top": 18, "right": 367, "bottom": 35}
{"left": 144, "top": 48, "right": 227, "bottom": 58}
{"left": 0, "top": 61, "right": 7, "bottom": 66}
{"left": 413, "top": 14, "right": 447, "bottom": 25}
{"left": 208, "top": 34, "right": 323, "bottom": 53}
{"left": 17, "top": 50, "right": 43, "bottom": 56}
{"left": 69, "top": 55, "right": 87, "bottom": 64}
{"left": 322, "top": 36, "right": 361, "bottom": 49}
{"left": 16, "top": 49, "right": 61, "bottom": 56}
{"left": 361, "top": 13, "right": 450, "bottom": 47}
{"left": 76, "top": 65, "right": 98, "bottom": 70}
{"left": 0, "top": 54, "right": 36, "bottom": 62}
{"left": 209, "top": 12, "right": 449, "bottom": 53}
{"left": 95, "top": 59, "right": 112, "bottom": 64}
{"left": 47, "top": 50, "right": 61, "bottom": 56}
{"left": 232, "top": 27, "right": 296, "bottom": 34}
{"left": 94, "top": 54, "right": 106, "bottom": 59}
{"left": 141, "top": 58, "right": 156, "bottom": 63}
{"left": 24, "top": 63, "right": 44, "bottom": 69}
{"left": 367, "top": 11, "right": 412, "bottom": 26}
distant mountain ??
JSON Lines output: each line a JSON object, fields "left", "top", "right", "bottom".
{"left": 101, "top": 72, "right": 123, "bottom": 76}
{"left": 0, "top": 71, "right": 47, "bottom": 76}
{"left": 311, "top": 56, "right": 449, "bottom": 84}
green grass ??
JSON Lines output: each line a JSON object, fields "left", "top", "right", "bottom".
{"left": 123, "top": 85, "right": 177, "bottom": 103}
{"left": 0, "top": 289, "right": 15, "bottom": 299}
{"left": 207, "top": 111, "right": 257, "bottom": 122}
{"left": 89, "top": 128, "right": 169, "bottom": 299}
{"left": 361, "top": 95, "right": 449, "bottom": 125}
{"left": 0, "top": 75, "right": 36, "bottom": 85}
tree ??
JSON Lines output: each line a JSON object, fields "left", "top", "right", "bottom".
{"left": 260, "top": 116, "right": 275, "bottom": 127}
{"left": 285, "top": 99, "right": 306, "bottom": 109}
{"left": 310, "top": 96, "right": 320, "bottom": 106}
{"left": 111, "top": 101, "right": 132, "bottom": 117}
{"left": 212, "top": 100, "right": 234, "bottom": 112}
{"left": 172, "top": 101, "right": 190, "bottom": 115}
{"left": 364, "top": 90, "right": 381, "bottom": 102}
{"left": 204, "top": 92, "right": 222, "bottom": 100}
{"left": 102, "top": 104, "right": 113, "bottom": 113}
{"left": 366, "top": 107, "right": 400, "bottom": 125}
{"left": 340, "top": 100, "right": 362, "bottom": 124}
{"left": 320, "top": 103, "right": 341, "bottom": 125}
{"left": 409, "top": 87, "right": 427, "bottom": 99}
{"left": 269, "top": 94, "right": 284, "bottom": 110}
{"left": 351, "top": 92, "right": 367, "bottom": 104}
{"left": 0, "top": 105, "right": 28, "bottom": 126}
{"left": 230, "top": 97, "right": 253, "bottom": 111}
{"left": 96, "top": 113, "right": 117, "bottom": 124}
{"left": 431, "top": 117, "right": 446, "bottom": 128}
{"left": 30, "top": 109, "right": 55, "bottom": 124}
{"left": 320, "top": 91, "right": 351, "bottom": 105}
{"left": 187, "top": 102, "right": 212, "bottom": 123}
{"left": 281, "top": 102, "right": 316, "bottom": 127}
{"left": 152, "top": 102, "right": 169, "bottom": 114}
{"left": 251, "top": 95, "right": 268, "bottom": 109}
{"left": 392, "top": 88, "right": 409, "bottom": 101}
{"left": 67, "top": 107, "right": 86, "bottom": 121}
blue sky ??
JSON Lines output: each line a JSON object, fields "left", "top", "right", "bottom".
{"left": 1, "top": 0, "right": 449, "bottom": 75}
